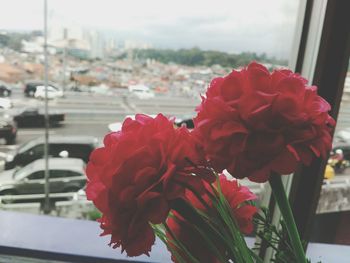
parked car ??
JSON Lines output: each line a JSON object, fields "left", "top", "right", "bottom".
{"left": 0, "top": 114, "right": 17, "bottom": 145}
{"left": 24, "top": 81, "right": 61, "bottom": 97}
{"left": 0, "top": 98, "right": 13, "bottom": 110}
{"left": 12, "top": 107, "right": 65, "bottom": 127}
{"left": 108, "top": 114, "right": 157, "bottom": 132}
{"left": 0, "top": 81, "right": 12, "bottom": 97}
{"left": 0, "top": 158, "right": 86, "bottom": 196}
{"left": 174, "top": 116, "right": 195, "bottom": 129}
{"left": 128, "top": 85, "right": 155, "bottom": 99}
{"left": 34, "top": 85, "right": 64, "bottom": 100}
{"left": 108, "top": 115, "right": 195, "bottom": 132}
{"left": 90, "top": 84, "right": 112, "bottom": 95}
{"left": 4, "top": 135, "right": 99, "bottom": 170}
{"left": 108, "top": 121, "right": 122, "bottom": 132}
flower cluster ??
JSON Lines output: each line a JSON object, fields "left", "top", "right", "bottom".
{"left": 86, "top": 62, "right": 335, "bottom": 261}
{"left": 166, "top": 175, "right": 257, "bottom": 263}
{"left": 86, "top": 114, "right": 213, "bottom": 256}
{"left": 194, "top": 62, "right": 335, "bottom": 182}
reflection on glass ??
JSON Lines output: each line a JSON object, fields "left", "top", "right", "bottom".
{"left": 0, "top": 0, "right": 300, "bottom": 225}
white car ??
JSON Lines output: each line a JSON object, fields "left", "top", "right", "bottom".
{"left": 0, "top": 158, "right": 86, "bottom": 196}
{"left": 108, "top": 114, "right": 158, "bottom": 132}
{"left": 34, "top": 85, "right": 64, "bottom": 100}
{"left": 128, "top": 85, "right": 155, "bottom": 99}
{"left": 0, "top": 98, "right": 13, "bottom": 110}
{"left": 108, "top": 122, "right": 123, "bottom": 132}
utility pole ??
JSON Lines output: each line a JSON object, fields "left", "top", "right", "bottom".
{"left": 63, "top": 27, "right": 67, "bottom": 93}
{"left": 43, "top": 0, "right": 51, "bottom": 214}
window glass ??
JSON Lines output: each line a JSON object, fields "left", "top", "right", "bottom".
{"left": 66, "top": 171, "right": 83, "bottom": 178}
{"left": 31, "top": 144, "right": 44, "bottom": 156}
{"left": 0, "top": 2, "right": 316, "bottom": 263}
{"left": 62, "top": 145, "right": 93, "bottom": 162}
{"left": 0, "top": 0, "right": 302, "bottom": 244}
{"left": 49, "top": 170, "right": 67, "bottom": 179}
{"left": 27, "top": 171, "right": 45, "bottom": 180}
{"left": 49, "top": 144, "right": 92, "bottom": 161}
{"left": 18, "top": 139, "right": 41, "bottom": 154}
{"left": 13, "top": 163, "right": 35, "bottom": 179}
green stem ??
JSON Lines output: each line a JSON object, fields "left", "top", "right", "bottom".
{"left": 269, "top": 173, "right": 307, "bottom": 263}
{"left": 211, "top": 176, "right": 254, "bottom": 263}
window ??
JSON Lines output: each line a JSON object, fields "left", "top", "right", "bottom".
{"left": 66, "top": 171, "right": 83, "bottom": 178}
{"left": 27, "top": 171, "right": 45, "bottom": 180}
{"left": 48, "top": 170, "right": 82, "bottom": 178}
{"left": 311, "top": 58, "right": 350, "bottom": 245}
{"left": 4, "top": 0, "right": 350, "bottom": 262}
{"left": 18, "top": 139, "right": 40, "bottom": 154}
{"left": 50, "top": 144, "right": 93, "bottom": 162}
{"left": 49, "top": 170, "right": 67, "bottom": 179}
{"left": 1, "top": 0, "right": 302, "bottom": 226}
{"left": 31, "top": 144, "right": 45, "bottom": 156}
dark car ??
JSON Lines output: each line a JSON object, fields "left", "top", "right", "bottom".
{"left": 0, "top": 158, "right": 86, "bottom": 196}
{"left": 0, "top": 114, "right": 17, "bottom": 145}
{"left": 0, "top": 81, "right": 12, "bottom": 97}
{"left": 12, "top": 107, "right": 65, "bottom": 127}
{"left": 4, "top": 135, "right": 99, "bottom": 170}
{"left": 174, "top": 116, "right": 195, "bottom": 129}
{"left": 24, "top": 81, "right": 59, "bottom": 97}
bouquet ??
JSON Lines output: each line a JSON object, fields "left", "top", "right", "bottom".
{"left": 85, "top": 62, "right": 335, "bottom": 262}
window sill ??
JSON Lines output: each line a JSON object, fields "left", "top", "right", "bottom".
{"left": 0, "top": 210, "right": 349, "bottom": 262}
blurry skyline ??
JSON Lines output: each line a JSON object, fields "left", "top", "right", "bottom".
{"left": 0, "top": 0, "right": 300, "bottom": 59}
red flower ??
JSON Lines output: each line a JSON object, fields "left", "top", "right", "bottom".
{"left": 86, "top": 114, "right": 213, "bottom": 257}
{"left": 194, "top": 62, "right": 335, "bottom": 182}
{"left": 187, "top": 175, "right": 257, "bottom": 234}
{"left": 217, "top": 176, "right": 257, "bottom": 234}
{"left": 166, "top": 175, "right": 257, "bottom": 262}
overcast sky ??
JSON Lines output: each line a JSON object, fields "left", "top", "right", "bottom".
{"left": 0, "top": 0, "right": 301, "bottom": 59}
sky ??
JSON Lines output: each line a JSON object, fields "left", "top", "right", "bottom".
{"left": 0, "top": 0, "right": 301, "bottom": 59}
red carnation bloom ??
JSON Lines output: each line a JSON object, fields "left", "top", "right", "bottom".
{"left": 86, "top": 114, "right": 213, "bottom": 257}
{"left": 194, "top": 62, "right": 335, "bottom": 182}
{"left": 166, "top": 175, "right": 257, "bottom": 263}
{"left": 217, "top": 176, "right": 257, "bottom": 234}
{"left": 186, "top": 175, "right": 257, "bottom": 234}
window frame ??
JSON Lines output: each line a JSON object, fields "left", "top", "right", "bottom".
{"left": 260, "top": 0, "right": 350, "bottom": 260}
{"left": 289, "top": 0, "right": 350, "bottom": 245}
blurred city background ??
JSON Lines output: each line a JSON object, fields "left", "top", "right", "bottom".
{"left": 0, "top": 0, "right": 349, "bottom": 248}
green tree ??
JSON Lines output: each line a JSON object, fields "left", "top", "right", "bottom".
{"left": 136, "top": 48, "right": 287, "bottom": 68}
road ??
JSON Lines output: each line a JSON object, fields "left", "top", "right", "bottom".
{"left": 2, "top": 88, "right": 350, "bottom": 161}
{"left": 1, "top": 88, "right": 350, "bottom": 211}
{"left": 0, "top": 89, "right": 200, "bottom": 155}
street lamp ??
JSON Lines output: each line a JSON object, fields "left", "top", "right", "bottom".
{"left": 43, "top": 0, "right": 51, "bottom": 214}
